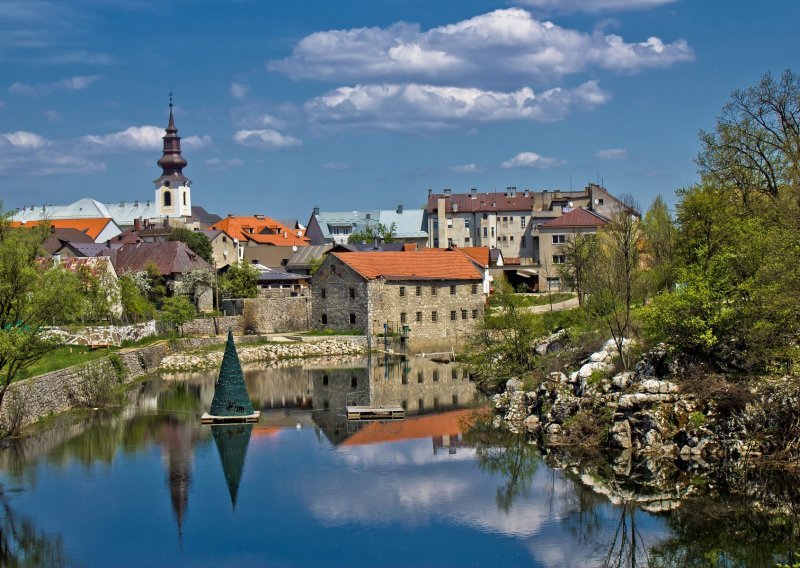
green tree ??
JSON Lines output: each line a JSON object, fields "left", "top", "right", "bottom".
{"left": 307, "top": 255, "right": 326, "bottom": 275}
{"left": 347, "top": 222, "right": 397, "bottom": 244}
{"left": 159, "top": 295, "right": 196, "bottom": 335}
{"left": 0, "top": 215, "right": 82, "bottom": 409}
{"left": 641, "top": 194, "right": 677, "bottom": 293}
{"left": 220, "top": 261, "right": 259, "bottom": 298}
{"left": 118, "top": 274, "right": 156, "bottom": 322}
{"left": 557, "top": 233, "right": 596, "bottom": 307}
{"left": 585, "top": 197, "right": 642, "bottom": 369}
{"left": 168, "top": 227, "right": 213, "bottom": 264}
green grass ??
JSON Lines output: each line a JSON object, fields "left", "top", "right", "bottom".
{"left": 16, "top": 346, "right": 115, "bottom": 381}
{"left": 488, "top": 292, "right": 575, "bottom": 308}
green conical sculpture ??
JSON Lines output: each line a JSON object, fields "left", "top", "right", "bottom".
{"left": 202, "top": 329, "right": 260, "bottom": 423}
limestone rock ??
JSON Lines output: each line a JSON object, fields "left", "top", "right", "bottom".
{"left": 610, "top": 420, "right": 632, "bottom": 449}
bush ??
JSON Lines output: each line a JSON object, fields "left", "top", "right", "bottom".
{"left": 74, "top": 363, "right": 124, "bottom": 408}
{"left": 1, "top": 390, "right": 27, "bottom": 437}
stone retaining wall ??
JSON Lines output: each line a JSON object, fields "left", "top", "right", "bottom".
{"left": 43, "top": 321, "right": 158, "bottom": 347}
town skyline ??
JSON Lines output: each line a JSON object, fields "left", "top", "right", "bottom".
{"left": 1, "top": 0, "right": 798, "bottom": 219}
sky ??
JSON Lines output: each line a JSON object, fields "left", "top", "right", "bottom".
{"left": 0, "top": 0, "right": 798, "bottom": 220}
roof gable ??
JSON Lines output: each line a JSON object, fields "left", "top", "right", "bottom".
{"left": 539, "top": 207, "right": 608, "bottom": 229}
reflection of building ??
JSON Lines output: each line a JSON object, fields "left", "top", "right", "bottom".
{"left": 159, "top": 418, "right": 202, "bottom": 540}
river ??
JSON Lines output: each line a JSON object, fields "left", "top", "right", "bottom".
{"left": 0, "top": 355, "right": 796, "bottom": 566}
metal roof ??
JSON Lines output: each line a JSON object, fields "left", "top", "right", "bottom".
{"left": 313, "top": 209, "right": 428, "bottom": 240}
{"left": 285, "top": 245, "right": 333, "bottom": 269}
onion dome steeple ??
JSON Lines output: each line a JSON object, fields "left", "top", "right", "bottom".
{"left": 154, "top": 93, "right": 190, "bottom": 188}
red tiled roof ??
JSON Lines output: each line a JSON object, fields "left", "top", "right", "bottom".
{"left": 428, "top": 192, "right": 535, "bottom": 213}
{"left": 342, "top": 409, "right": 474, "bottom": 446}
{"left": 210, "top": 216, "right": 310, "bottom": 247}
{"left": 332, "top": 250, "right": 482, "bottom": 281}
{"left": 458, "top": 247, "right": 490, "bottom": 268}
{"left": 539, "top": 207, "right": 608, "bottom": 229}
{"left": 13, "top": 218, "right": 114, "bottom": 240}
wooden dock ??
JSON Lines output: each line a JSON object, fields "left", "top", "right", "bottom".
{"left": 346, "top": 405, "right": 404, "bottom": 421}
{"left": 201, "top": 411, "right": 261, "bottom": 424}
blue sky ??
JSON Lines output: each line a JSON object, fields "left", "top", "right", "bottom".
{"left": 1, "top": 0, "right": 798, "bottom": 220}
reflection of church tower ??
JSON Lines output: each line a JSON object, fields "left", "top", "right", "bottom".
{"left": 154, "top": 94, "right": 192, "bottom": 219}
{"left": 160, "top": 419, "right": 196, "bottom": 541}
{"left": 211, "top": 424, "right": 253, "bottom": 509}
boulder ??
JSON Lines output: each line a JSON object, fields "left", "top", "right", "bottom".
{"left": 611, "top": 372, "right": 635, "bottom": 390}
{"left": 610, "top": 420, "right": 632, "bottom": 449}
{"left": 523, "top": 415, "right": 541, "bottom": 433}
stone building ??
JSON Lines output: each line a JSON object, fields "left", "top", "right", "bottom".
{"left": 311, "top": 249, "right": 485, "bottom": 341}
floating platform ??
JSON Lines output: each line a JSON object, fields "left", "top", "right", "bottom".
{"left": 201, "top": 411, "right": 261, "bottom": 425}
{"left": 346, "top": 406, "right": 404, "bottom": 421}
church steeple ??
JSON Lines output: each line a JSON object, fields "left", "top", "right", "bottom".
{"left": 155, "top": 94, "right": 189, "bottom": 186}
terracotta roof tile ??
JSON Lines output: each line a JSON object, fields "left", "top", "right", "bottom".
{"left": 13, "top": 218, "right": 114, "bottom": 240}
{"left": 342, "top": 409, "right": 474, "bottom": 446}
{"left": 458, "top": 247, "right": 490, "bottom": 268}
{"left": 332, "top": 250, "right": 482, "bottom": 281}
{"left": 428, "top": 191, "right": 536, "bottom": 213}
{"left": 210, "top": 216, "right": 310, "bottom": 247}
{"left": 539, "top": 207, "right": 608, "bottom": 229}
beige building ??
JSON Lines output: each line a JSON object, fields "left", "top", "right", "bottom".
{"left": 311, "top": 249, "right": 485, "bottom": 341}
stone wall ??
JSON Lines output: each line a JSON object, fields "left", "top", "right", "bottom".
{"left": 311, "top": 260, "right": 370, "bottom": 332}
{"left": 244, "top": 295, "right": 312, "bottom": 334}
{"left": 181, "top": 315, "right": 243, "bottom": 336}
{"left": 43, "top": 320, "right": 158, "bottom": 347}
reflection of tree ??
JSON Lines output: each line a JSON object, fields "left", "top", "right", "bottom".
{"left": 464, "top": 415, "right": 538, "bottom": 513}
{"left": 649, "top": 497, "right": 800, "bottom": 566}
{"left": 0, "top": 487, "right": 71, "bottom": 567}
{"left": 600, "top": 503, "right": 649, "bottom": 568}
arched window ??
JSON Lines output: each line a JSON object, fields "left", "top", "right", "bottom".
{"left": 163, "top": 191, "right": 172, "bottom": 207}
{"left": 183, "top": 192, "right": 187, "bottom": 206}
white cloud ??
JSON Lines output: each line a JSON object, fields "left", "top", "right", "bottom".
{"left": 321, "top": 162, "right": 352, "bottom": 170}
{"left": 205, "top": 157, "right": 244, "bottom": 170}
{"left": 516, "top": 0, "right": 677, "bottom": 13}
{"left": 9, "top": 75, "right": 101, "bottom": 96}
{"left": 230, "top": 82, "right": 249, "bottom": 99}
{"left": 501, "top": 151, "right": 565, "bottom": 169}
{"left": 269, "top": 8, "right": 692, "bottom": 87}
{"left": 1, "top": 131, "right": 49, "bottom": 149}
{"left": 596, "top": 148, "right": 628, "bottom": 160}
{"left": 450, "top": 163, "right": 485, "bottom": 174}
{"left": 258, "top": 114, "right": 286, "bottom": 129}
{"left": 45, "top": 109, "right": 62, "bottom": 122}
{"left": 44, "top": 50, "right": 115, "bottom": 65}
{"left": 82, "top": 126, "right": 211, "bottom": 151}
{"left": 305, "top": 81, "right": 608, "bottom": 130}
{"left": 233, "top": 129, "right": 302, "bottom": 149}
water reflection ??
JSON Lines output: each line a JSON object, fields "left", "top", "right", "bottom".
{"left": 211, "top": 424, "right": 253, "bottom": 510}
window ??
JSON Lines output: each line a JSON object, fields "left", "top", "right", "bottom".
{"left": 331, "top": 264, "right": 337, "bottom": 274}
{"left": 416, "top": 311, "right": 422, "bottom": 322}
{"left": 461, "top": 309, "right": 468, "bottom": 320}
{"left": 510, "top": 235, "right": 514, "bottom": 242}
{"left": 521, "top": 236, "right": 526, "bottom": 247}
{"left": 491, "top": 227, "right": 495, "bottom": 237}
{"left": 400, "top": 312, "right": 407, "bottom": 324}
{"left": 431, "top": 311, "right": 438, "bottom": 322}
{"left": 349, "top": 287, "right": 355, "bottom": 299}
{"left": 472, "top": 309, "right": 478, "bottom": 319}
{"left": 419, "top": 398, "right": 425, "bottom": 410}
{"left": 431, "top": 285, "right": 437, "bottom": 296}
{"left": 447, "top": 238, "right": 454, "bottom": 247}
{"left": 321, "top": 288, "right": 326, "bottom": 299}
{"left": 483, "top": 227, "right": 487, "bottom": 237}
{"left": 450, "top": 285, "right": 456, "bottom": 295}
{"left": 415, "top": 286, "right": 421, "bottom": 296}
{"left": 349, "top": 313, "right": 356, "bottom": 324}
{"left": 464, "top": 218, "right": 470, "bottom": 228}
{"left": 447, "top": 219, "right": 453, "bottom": 228}
{"left": 598, "top": 198, "right": 604, "bottom": 206}
{"left": 433, "top": 239, "right": 439, "bottom": 247}
{"left": 351, "top": 376, "right": 358, "bottom": 388}
{"left": 322, "top": 375, "right": 329, "bottom": 386}
{"left": 547, "top": 276, "right": 561, "bottom": 286}
{"left": 222, "top": 236, "right": 227, "bottom": 243}
{"left": 482, "top": 213, "right": 488, "bottom": 219}
{"left": 163, "top": 191, "right": 171, "bottom": 207}
{"left": 418, "top": 371, "right": 424, "bottom": 383}
{"left": 321, "top": 314, "right": 327, "bottom": 324}
{"left": 552, "top": 254, "right": 566, "bottom": 264}
{"left": 399, "top": 286, "right": 405, "bottom": 297}
{"left": 183, "top": 192, "right": 187, "bottom": 206}
{"left": 451, "top": 368, "right": 458, "bottom": 380}
{"left": 463, "top": 369, "right": 470, "bottom": 379}
{"left": 552, "top": 234, "right": 566, "bottom": 244}
{"left": 471, "top": 284, "right": 478, "bottom": 294}
{"left": 433, "top": 370, "right": 439, "bottom": 382}
{"left": 450, "top": 310, "right": 457, "bottom": 321}
{"left": 520, "top": 217, "right": 527, "bottom": 229}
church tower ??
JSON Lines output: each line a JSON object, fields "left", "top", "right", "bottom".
{"left": 154, "top": 95, "right": 192, "bottom": 218}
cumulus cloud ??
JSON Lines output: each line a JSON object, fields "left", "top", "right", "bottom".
{"left": 501, "top": 151, "right": 565, "bottom": 169}
{"left": 9, "top": 74, "right": 101, "bottom": 96}
{"left": 450, "top": 163, "right": 485, "bottom": 174}
{"left": 1, "top": 131, "right": 49, "bottom": 149}
{"left": 517, "top": 0, "right": 677, "bottom": 13}
{"left": 82, "top": 126, "right": 212, "bottom": 151}
{"left": 269, "top": 8, "right": 692, "bottom": 87}
{"left": 321, "top": 162, "right": 352, "bottom": 170}
{"left": 305, "top": 81, "right": 608, "bottom": 130}
{"left": 596, "top": 148, "right": 628, "bottom": 160}
{"left": 230, "top": 82, "right": 249, "bottom": 99}
{"left": 233, "top": 129, "right": 302, "bottom": 149}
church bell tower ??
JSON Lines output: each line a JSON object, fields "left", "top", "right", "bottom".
{"left": 154, "top": 94, "right": 192, "bottom": 218}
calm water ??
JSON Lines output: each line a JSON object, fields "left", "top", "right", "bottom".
{"left": 0, "top": 356, "right": 796, "bottom": 567}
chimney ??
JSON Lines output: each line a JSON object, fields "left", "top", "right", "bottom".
{"left": 427, "top": 188, "right": 433, "bottom": 198}
{"left": 134, "top": 218, "right": 141, "bottom": 231}
{"left": 452, "top": 203, "right": 459, "bottom": 213}
{"left": 134, "top": 200, "right": 139, "bottom": 207}
{"left": 470, "top": 188, "right": 477, "bottom": 199}
{"left": 106, "top": 240, "right": 111, "bottom": 248}
{"left": 443, "top": 188, "right": 452, "bottom": 196}
{"left": 396, "top": 204, "right": 403, "bottom": 214}
{"left": 313, "top": 206, "right": 320, "bottom": 216}
{"left": 524, "top": 189, "right": 529, "bottom": 197}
